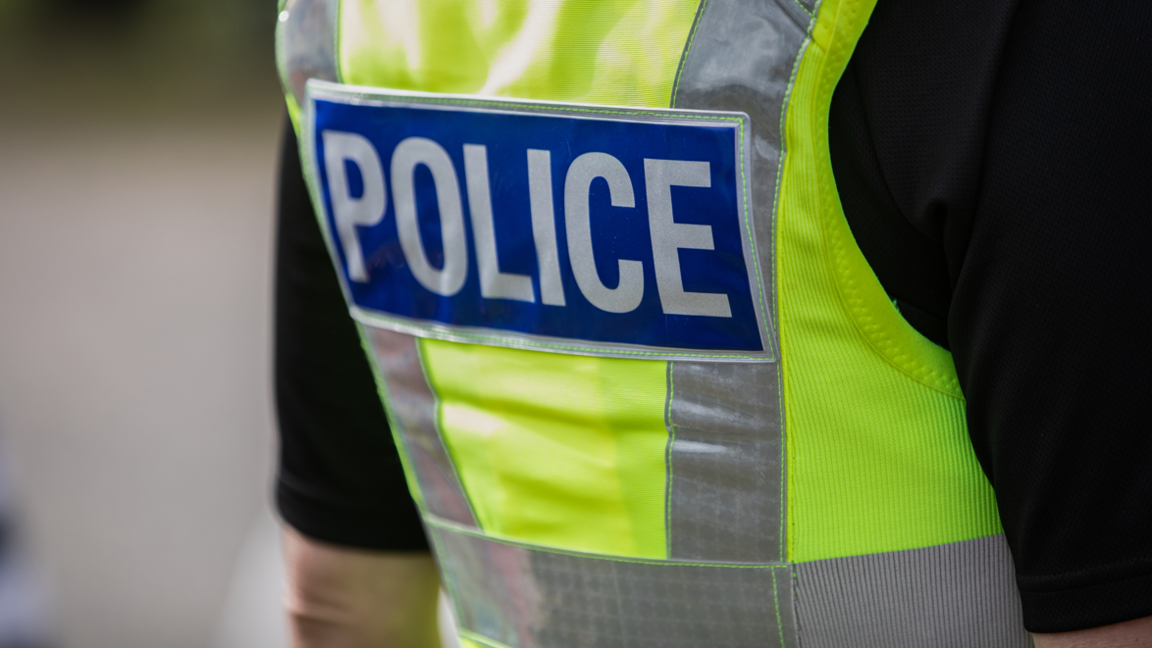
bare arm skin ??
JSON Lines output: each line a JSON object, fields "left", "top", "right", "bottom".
{"left": 1034, "top": 616, "right": 1152, "bottom": 648}
{"left": 283, "top": 525, "right": 442, "bottom": 648}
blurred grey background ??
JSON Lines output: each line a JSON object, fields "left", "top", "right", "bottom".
{"left": 0, "top": 1, "right": 287, "bottom": 646}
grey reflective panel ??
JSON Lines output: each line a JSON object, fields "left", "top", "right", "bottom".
{"left": 666, "top": 361, "right": 783, "bottom": 563}
{"left": 276, "top": 0, "right": 340, "bottom": 108}
{"left": 365, "top": 328, "right": 477, "bottom": 528}
{"left": 668, "top": 0, "right": 808, "bottom": 565}
{"left": 794, "top": 535, "right": 1032, "bottom": 648}
{"left": 429, "top": 522, "right": 797, "bottom": 648}
{"left": 672, "top": 0, "right": 811, "bottom": 338}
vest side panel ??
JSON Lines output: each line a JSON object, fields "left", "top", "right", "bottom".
{"left": 420, "top": 339, "right": 670, "bottom": 559}
{"left": 777, "top": 0, "right": 1003, "bottom": 562}
{"left": 337, "top": 0, "right": 700, "bottom": 108}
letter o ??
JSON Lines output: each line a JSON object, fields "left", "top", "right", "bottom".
{"left": 391, "top": 137, "right": 468, "bottom": 297}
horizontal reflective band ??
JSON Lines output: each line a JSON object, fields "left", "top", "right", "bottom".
{"left": 366, "top": 328, "right": 477, "bottom": 527}
{"left": 303, "top": 81, "right": 773, "bottom": 361}
{"left": 429, "top": 521, "right": 797, "bottom": 648}
{"left": 794, "top": 535, "right": 1030, "bottom": 647}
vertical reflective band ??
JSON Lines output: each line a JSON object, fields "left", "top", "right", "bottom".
{"left": 794, "top": 535, "right": 1030, "bottom": 647}
{"left": 666, "top": 361, "right": 784, "bottom": 563}
{"left": 670, "top": 0, "right": 813, "bottom": 563}
{"left": 366, "top": 329, "right": 477, "bottom": 527}
{"left": 673, "top": 0, "right": 811, "bottom": 335}
{"left": 429, "top": 521, "right": 798, "bottom": 648}
{"left": 276, "top": 0, "right": 339, "bottom": 108}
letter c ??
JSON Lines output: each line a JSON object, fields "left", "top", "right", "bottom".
{"left": 564, "top": 152, "right": 643, "bottom": 313}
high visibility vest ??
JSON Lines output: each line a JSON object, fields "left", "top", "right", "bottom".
{"left": 277, "top": 0, "right": 1031, "bottom": 645}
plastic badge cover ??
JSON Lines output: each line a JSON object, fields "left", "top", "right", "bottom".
{"left": 303, "top": 80, "right": 773, "bottom": 361}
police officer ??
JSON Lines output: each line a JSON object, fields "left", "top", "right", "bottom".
{"left": 273, "top": 0, "right": 1152, "bottom": 646}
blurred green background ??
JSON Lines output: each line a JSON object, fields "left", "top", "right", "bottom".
{"left": 0, "top": 2, "right": 288, "bottom": 647}
{"left": 0, "top": 0, "right": 280, "bottom": 120}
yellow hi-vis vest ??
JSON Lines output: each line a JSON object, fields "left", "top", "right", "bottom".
{"left": 277, "top": 0, "right": 1031, "bottom": 645}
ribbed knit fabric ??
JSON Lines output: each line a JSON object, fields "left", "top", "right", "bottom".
{"left": 794, "top": 535, "right": 1030, "bottom": 647}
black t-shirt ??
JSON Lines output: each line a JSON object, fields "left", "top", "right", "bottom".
{"left": 274, "top": 0, "right": 1152, "bottom": 633}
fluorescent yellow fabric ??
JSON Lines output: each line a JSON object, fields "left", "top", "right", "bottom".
{"left": 420, "top": 339, "right": 669, "bottom": 558}
{"left": 778, "top": 0, "right": 1002, "bottom": 562}
{"left": 338, "top": 0, "right": 700, "bottom": 108}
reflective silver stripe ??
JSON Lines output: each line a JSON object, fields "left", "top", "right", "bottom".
{"left": 666, "top": 361, "right": 784, "bottom": 563}
{"left": 428, "top": 519, "right": 798, "bottom": 648}
{"left": 276, "top": 0, "right": 340, "bottom": 108}
{"left": 672, "top": 0, "right": 810, "bottom": 340}
{"left": 365, "top": 328, "right": 478, "bottom": 528}
{"left": 664, "top": 0, "right": 805, "bottom": 568}
{"left": 794, "top": 535, "right": 1031, "bottom": 648}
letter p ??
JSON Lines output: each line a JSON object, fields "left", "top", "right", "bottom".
{"left": 322, "top": 130, "right": 387, "bottom": 282}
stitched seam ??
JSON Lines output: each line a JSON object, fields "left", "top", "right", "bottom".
{"left": 671, "top": 0, "right": 710, "bottom": 107}
{"left": 425, "top": 515, "right": 786, "bottom": 569}
{"left": 772, "top": 569, "right": 787, "bottom": 646}
{"left": 733, "top": 121, "right": 772, "bottom": 353}
{"left": 791, "top": 0, "right": 814, "bottom": 19}
{"left": 775, "top": 37, "right": 809, "bottom": 567}
{"left": 791, "top": 565, "right": 804, "bottom": 648}
{"left": 664, "top": 361, "right": 676, "bottom": 559}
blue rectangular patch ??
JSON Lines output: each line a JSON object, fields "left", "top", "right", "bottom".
{"left": 304, "top": 80, "right": 773, "bottom": 361}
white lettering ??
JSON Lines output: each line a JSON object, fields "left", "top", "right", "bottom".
{"left": 463, "top": 144, "right": 535, "bottom": 302}
{"left": 564, "top": 152, "right": 643, "bottom": 313}
{"left": 644, "top": 159, "right": 731, "bottom": 318}
{"left": 321, "top": 131, "right": 387, "bottom": 283}
{"left": 527, "top": 149, "right": 566, "bottom": 306}
{"left": 391, "top": 137, "right": 468, "bottom": 297}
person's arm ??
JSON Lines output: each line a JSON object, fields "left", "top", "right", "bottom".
{"left": 283, "top": 526, "right": 442, "bottom": 648}
{"left": 274, "top": 118, "right": 437, "bottom": 644}
{"left": 1033, "top": 615, "right": 1152, "bottom": 648}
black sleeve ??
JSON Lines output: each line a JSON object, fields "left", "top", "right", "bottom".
{"left": 830, "top": 0, "right": 1152, "bottom": 633}
{"left": 274, "top": 119, "right": 429, "bottom": 552}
